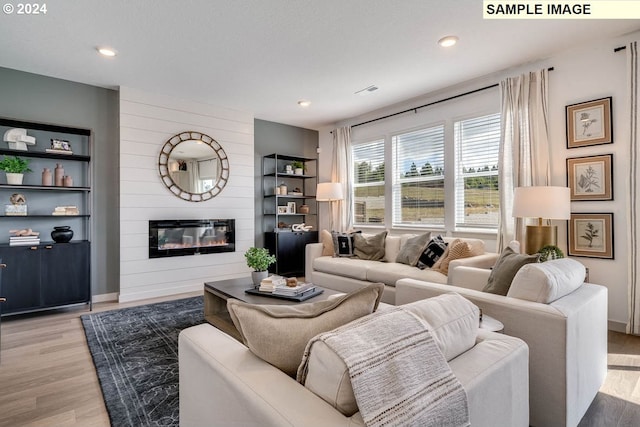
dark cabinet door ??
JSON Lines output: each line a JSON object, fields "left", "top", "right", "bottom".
{"left": 41, "top": 242, "right": 90, "bottom": 307}
{"left": 0, "top": 246, "right": 42, "bottom": 314}
{"left": 266, "top": 231, "right": 318, "bottom": 276}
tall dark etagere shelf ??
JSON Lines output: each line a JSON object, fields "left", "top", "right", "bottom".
{"left": 0, "top": 117, "right": 92, "bottom": 317}
{"left": 262, "top": 153, "right": 318, "bottom": 276}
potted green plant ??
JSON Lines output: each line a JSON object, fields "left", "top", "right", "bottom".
{"left": 537, "top": 245, "right": 565, "bottom": 262}
{"left": 291, "top": 160, "right": 305, "bottom": 175}
{"left": 0, "top": 156, "right": 32, "bottom": 185}
{"left": 245, "top": 247, "right": 276, "bottom": 285}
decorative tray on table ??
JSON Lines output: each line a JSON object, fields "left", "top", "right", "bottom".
{"left": 245, "top": 287, "right": 323, "bottom": 302}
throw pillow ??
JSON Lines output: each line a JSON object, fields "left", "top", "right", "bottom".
{"left": 331, "top": 231, "right": 361, "bottom": 257}
{"left": 507, "top": 258, "right": 585, "bottom": 303}
{"left": 320, "top": 229, "right": 334, "bottom": 256}
{"left": 300, "top": 293, "right": 479, "bottom": 416}
{"left": 434, "top": 240, "right": 472, "bottom": 275}
{"left": 354, "top": 231, "right": 387, "bottom": 261}
{"left": 416, "top": 235, "right": 448, "bottom": 270}
{"left": 432, "top": 238, "right": 458, "bottom": 270}
{"left": 227, "top": 282, "right": 384, "bottom": 377}
{"left": 482, "top": 247, "right": 539, "bottom": 296}
{"left": 395, "top": 232, "right": 431, "bottom": 266}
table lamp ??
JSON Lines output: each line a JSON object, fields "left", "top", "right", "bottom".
{"left": 512, "top": 186, "right": 571, "bottom": 254}
{"left": 316, "top": 182, "right": 344, "bottom": 231}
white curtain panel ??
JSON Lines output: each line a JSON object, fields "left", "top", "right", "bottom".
{"left": 331, "top": 127, "right": 353, "bottom": 232}
{"left": 497, "top": 69, "right": 551, "bottom": 251}
{"left": 627, "top": 41, "right": 640, "bottom": 335}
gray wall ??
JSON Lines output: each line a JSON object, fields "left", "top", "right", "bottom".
{"left": 254, "top": 119, "right": 318, "bottom": 247}
{"left": 0, "top": 67, "right": 120, "bottom": 296}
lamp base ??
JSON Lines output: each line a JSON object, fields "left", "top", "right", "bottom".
{"left": 525, "top": 225, "right": 557, "bottom": 254}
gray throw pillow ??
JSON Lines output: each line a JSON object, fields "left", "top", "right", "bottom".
{"left": 227, "top": 283, "right": 385, "bottom": 377}
{"left": 354, "top": 231, "right": 387, "bottom": 261}
{"left": 395, "top": 233, "right": 431, "bottom": 266}
{"left": 483, "top": 247, "right": 540, "bottom": 296}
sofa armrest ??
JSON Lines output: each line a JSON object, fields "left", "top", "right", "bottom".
{"left": 447, "top": 266, "right": 492, "bottom": 290}
{"left": 449, "top": 252, "right": 498, "bottom": 271}
{"left": 179, "top": 324, "right": 353, "bottom": 427}
{"left": 306, "top": 242, "right": 324, "bottom": 279}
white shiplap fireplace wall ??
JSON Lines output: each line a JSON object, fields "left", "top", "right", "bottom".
{"left": 119, "top": 87, "right": 254, "bottom": 302}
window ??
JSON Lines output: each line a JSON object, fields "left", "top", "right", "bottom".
{"left": 392, "top": 125, "right": 445, "bottom": 227}
{"left": 353, "top": 139, "right": 385, "bottom": 225}
{"left": 454, "top": 113, "right": 500, "bottom": 228}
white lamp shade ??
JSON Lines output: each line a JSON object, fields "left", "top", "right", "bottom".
{"left": 512, "top": 186, "right": 571, "bottom": 220}
{"left": 316, "top": 182, "right": 344, "bottom": 201}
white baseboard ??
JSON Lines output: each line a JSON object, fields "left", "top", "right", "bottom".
{"left": 118, "top": 283, "right": 203, "bottom": 303}
{"left": 608, "top": 320, "right": 627, "bottom": 333}
{"left": 92, "top": 292, "right": 119, "bottom": 303}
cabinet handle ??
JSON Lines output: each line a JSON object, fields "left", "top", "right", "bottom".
{"left": 0, "top": 263, "right": 5, "bottom": 268}
{"left": 30, "top": 246, "right": 38, "bottom": 250}
{"left": 45, "top": 245, "right": 53, "bottom": 249}
{"left": 0, "top": 297, "right": 6, "bottom": 302}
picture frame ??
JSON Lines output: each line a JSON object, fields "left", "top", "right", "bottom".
{"left": 286, "top": 201, "right": 296, "bottom": 214}
{"left": 566, "top": 154, "right": 613, "bottom": 201}
{"left": 566, "top": 97, "right": 612, "bottom": 148}
{"left": 51, "top": 138, "right": 72, "bottom": 151}
{"left": 277, "top": 206, "right": 288, "bottom": 214}
{"left": 568, "top": 213, "right": 614, "bottom": 259}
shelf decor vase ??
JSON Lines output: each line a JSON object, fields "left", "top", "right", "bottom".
{"left": 294, "top": 168, "right": 303, "bottom": 175}
{"left": 54, "top": 163, "right": 64, "bottom": 186}
{"left": 5, "top": 173, "right": 23, "bottom": 185}
{"left": 42, "top": 168, "right": 52, "bottom": 186}
{"left": 51, "top": 226, "right": 73, "bottom": 243}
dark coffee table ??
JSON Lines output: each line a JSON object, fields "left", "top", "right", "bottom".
{"left": 203, "top": 277, "right": 342, "bottom": 341}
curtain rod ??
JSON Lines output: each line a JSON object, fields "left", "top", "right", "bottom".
{"left": 614, "top": 46, "right": 627, "bottom": 52}
{"left": 348, "top": 67, "right": 554, "bottom": 129}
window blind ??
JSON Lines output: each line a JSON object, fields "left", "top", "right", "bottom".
{"left": 454, "top": 113, "right": 500, "bottom": 228}
{"left": 392, "top": 125, "right": 445, "bottom": 226}
{"left": 352, "top": 139, "right": 385, "bottom": 225}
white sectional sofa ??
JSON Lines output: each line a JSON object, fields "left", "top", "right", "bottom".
{"left": 179, "top": 323, "right": 529, "bottom": 427}
{"left": 306, "top": 233, "right": 499, "bottom": 304}
{"left": 396, "top": 264, "right": 608, "bottom": 427}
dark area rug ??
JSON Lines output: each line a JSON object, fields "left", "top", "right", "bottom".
{"left": 81, "top": 296, "right": 204, "bottom": 427}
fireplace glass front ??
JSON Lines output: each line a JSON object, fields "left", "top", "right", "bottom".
{"left": 149, "top": 219, "right": 235, "bottom": 258}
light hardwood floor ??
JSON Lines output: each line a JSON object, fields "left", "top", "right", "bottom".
{"left": 1, "top": 293, "right": 639, "bottom": 427}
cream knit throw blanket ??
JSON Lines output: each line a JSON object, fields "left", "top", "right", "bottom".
{"left": 298, "top": 307, "right": 470, "bottom": 427}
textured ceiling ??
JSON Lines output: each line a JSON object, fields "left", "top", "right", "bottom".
{"left": 0, "top": 0, "right": 638, "bottom": 129}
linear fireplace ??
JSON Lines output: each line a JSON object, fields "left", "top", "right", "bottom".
{"left": 149, "top": 219, "right": 235, "bottom": 258}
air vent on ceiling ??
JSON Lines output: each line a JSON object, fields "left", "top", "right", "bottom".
{"left": 355, "top": 85, "right": 379, "bottom": 96}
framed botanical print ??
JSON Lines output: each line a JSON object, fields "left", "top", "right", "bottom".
{"left": 566, "top": 154, "right": 613, "bottom": 201}
{"left": 566, "top": 97, "right": 613, "bottom": 148}
{"left": 568, "top": 213, "right": 614, "bottom": 259}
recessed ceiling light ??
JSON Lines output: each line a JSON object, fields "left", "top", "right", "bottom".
{"left": 298, "top": 100, "right": 311, "bottom": 108}
{"left": 97, "top": 47, "right": 117, "bottom": 57}
{"left": 438, "top": 36, "right": 458, "bottom": 48}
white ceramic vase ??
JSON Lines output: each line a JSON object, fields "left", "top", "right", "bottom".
{"left": 6, "top": 173, "right": 24, "bottom": 185}
{"left": 251, "top": 270, "right": 268, "bottom": 287}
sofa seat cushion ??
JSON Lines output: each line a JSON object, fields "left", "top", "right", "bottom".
{"left": 227, "top": 283, "right": 384, "bottom": 377}
{"left": 507, "top": 258, "right": 586, "bottom": 303}
{"left": 313, "top": 257, "right": 381, "bottom": 281}
{"left": 300, "top": 293, "right": 479, "bottom": 416}
{"left": 366, "top": 262, "right": 448, "bottom": 286}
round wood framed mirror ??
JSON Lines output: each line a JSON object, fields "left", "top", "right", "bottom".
{"left": 158, "top": 131, "right": 229, "bottom": 202}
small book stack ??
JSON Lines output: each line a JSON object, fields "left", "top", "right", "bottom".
{"left": 9, "top": 230, "right": 40, "bottom": 246}
{"left": 45, "top": 149, "right": 73, "bottom": 155}
{"left": 52, "top": 206, "right": 79, "bottom": 216}
{"left": 259, "top": 275, "right": 286, "bottom": 292}
{"left": 272, "top": 282, "right": 316, "bottom": 297}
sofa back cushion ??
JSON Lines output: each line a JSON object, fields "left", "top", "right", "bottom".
{"left": 301, "top": 293, "right": 479, "bottom": 416}
{"left": 227, "top": 283, "right": 384, "bottom": 377}
{"left": 507, "top": 258, "right": 586, "bottom": 303}
{"left": 383, "top": 234, "right": 402, "bottom": 262}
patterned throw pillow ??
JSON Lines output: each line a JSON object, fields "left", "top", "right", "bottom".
{"left": 434, "top": 240, "right": 473, "bottom": 275}
{"left": 331, "top": 231, "right": 361, "bottom": 257}
{"left": 417, "top": 235, "right": 448, "bottom": 270}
